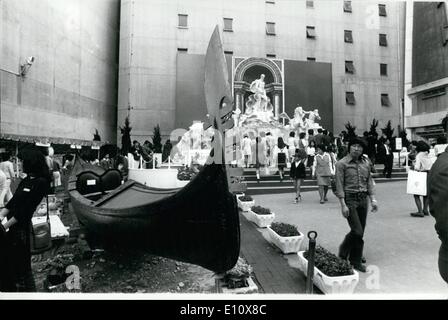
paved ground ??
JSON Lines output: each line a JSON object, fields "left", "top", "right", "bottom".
{"left": 245, "top": 181, "right": 448, "bottom": 296}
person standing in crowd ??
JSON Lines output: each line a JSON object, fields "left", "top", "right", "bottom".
{"left": 287, "top": 132, "right": 296, "bottom": 162}
{"left": 274, "top": 137, "right": 288, "bottom": 181}
{"left": 312, "top": 144, "right": 334, "bottom": 204}
{"left": 241, "top": 135, "right": 252, "bottom": 168}
{"left": 428, "top": 117, "right": 448, "bottom": 284}
{"left": 100, "top": 154, "right": 113, "bottom": 170}
{"left": 380, "top": 138, "right": 394, "bottom": 178}
{"left": 0, "top": 152, "right": 15, "bottom": 207}
{"left": 334, "top": 138, "right": 378, "bottom": 273}
{"left": 290, "top": 150, "right": 307, "bottom": 203}
{"left": 254, "top": 136, "right": 266, "bottom": 182}
{"left": 298, "top": 132, "right": 308, "bottom": 152}
{"left": 306, "top": 140, "right": 316, "bottom": 172}
{"left": 0, "top": 147, "right": 51, "bottom": 291}
{"left": 314, "top": 128, "right": 324, "bottom": 146}
{"left": 410, "top": 141, "right": 433, "bottom": 218}
{"left": 307, "top": 129, "right": 315, "bottom": 146}
{"left": 250, "top": 134, "right": 257, "bottom": 167}
{"left": 322, "top": 130, "right": 332, "bottom": 148}
{"left": 267, "top": 132, "right": 277, "bottom": 167}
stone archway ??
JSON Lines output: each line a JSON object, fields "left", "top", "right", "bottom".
{"left": 233, "top": 57, "right": 284, "bottom": 117}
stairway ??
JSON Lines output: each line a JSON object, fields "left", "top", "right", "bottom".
{"left": 243, "top": 165, "right": 408, "bottom": 195}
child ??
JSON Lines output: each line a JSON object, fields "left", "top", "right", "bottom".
{"left": 290, "top": 150, "right": 307, "bottom": 203}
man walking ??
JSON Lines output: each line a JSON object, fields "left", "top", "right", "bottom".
{"left": 334, "top": 138, "right": 378, "bottom": 272}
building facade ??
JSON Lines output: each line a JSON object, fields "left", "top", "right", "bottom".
{"left": 404, "top": 1, "right": 448, "bottom": 143}
{"left": 118, "top": 0, "right": 405, "bottom": 142}
{"left": 0, "top": 0, "right": 120, "bottom": 145}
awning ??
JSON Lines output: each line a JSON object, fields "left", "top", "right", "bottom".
{"left": 0, "top": 133, "right": 107, "bottom": 148}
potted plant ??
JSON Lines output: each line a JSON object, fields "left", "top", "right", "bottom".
{"left": 297, "top": 246, "right": 359, "bottom": 294}
{"left": 236, "top": 195, "right": 255, "bottom": 212}
{"left": 216, "top": 257, "right": 258, "bottom": 294}
{"left": 248, "top": 205, "right": 275, "bottom": 228}
{"left": 176, "top": 165, "right": 199, "bottom": 187}
{"left": 267, "top": 222, "right": 304, "bottom": 254}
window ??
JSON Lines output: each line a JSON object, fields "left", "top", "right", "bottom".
{"left": 307, "top": 57, "right": 316, "bottom": 61}
{"left": 443, "top": 25, "right": 448, "bottom": 46}
{"left": 306, "top": 26, "right": 316, "bottom": 39}
{"left": 343, "top": 1, "right": 352, "bottom": 13}
{"left": 379, "top": 34, "right": 388, "bottom": 46}
{"left": 224, "top": 50, "right": 233, "bottom": 55}
{"left": 437, "top": 2, "right": 445, "bottom": 8}
{"left": 378, "top": 4, "right": 387, "bottom": 16}
{"left": 267, "top": 54, "right": 276, "bottom": 58}
{"left": 380, "top": 63, "right": 388, "bottom": 76}
{"left": 266, "top": 22, "right": 276, "bottom": 35}
{"left": 346, "top": 92, "right": 356, "bottom": 105}
{"left": 223, "top": 18, "right": 233, "bottom": 32}
{"left": 306, "top": 1, "right": 314, "bottom": 8}
{"left": 266, "top": 0, "right": 275, "bottom": 3}
{"left": 344, "top": 30, "right": 353, "bottom": 43}
{"left": 381, "top": 94, "right": 390, "bottom": 106}
{"left": 345, "top": 61, "right": 355, "bottom": 74}
{"left": 177, "top": 48, "right": 188, "bottom": 53}
{"left": 178, "top": 14, "right": 188, "bottom": 28}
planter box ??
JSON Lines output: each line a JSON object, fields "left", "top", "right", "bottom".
{"left": 297, "top": 251, "right": 359, "bottom": 294}
{"left": 236, "top": 196, "right": 255, "bottom": 212}
{"left": 267, "top": 226, "right": 304, "bottom": 254}
{"left": 217, "top": 276, "right": 258, "bottom": 294}
{"left": 248, "top": 210, "right": 275, "bottom": 228}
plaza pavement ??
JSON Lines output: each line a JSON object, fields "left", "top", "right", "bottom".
{"left": 241, "top": 181, "right": 448, "bottom": 297}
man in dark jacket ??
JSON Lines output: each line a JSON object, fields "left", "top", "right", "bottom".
{"left": 428, "top": 119, "right": 448, "bottom": 284}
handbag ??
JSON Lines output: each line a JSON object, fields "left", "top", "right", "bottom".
{"left": 406, "top": 170, "right": 427, "bottom": 196}
{"left": 30, "top": 196, "right": 52, "bottom": 255}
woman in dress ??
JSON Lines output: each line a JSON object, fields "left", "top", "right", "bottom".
{"left": 312, "top": 144, "right": 334, "bottom": 204}
{"left": 274, "top": 137, "right": 289, "bottom": 181}
{"left": 290, "top": 149, "right": 307, "bottom": 203}
{"left": 0, "top": 147, "right": 51, "bottom": 291}
{"left": 410, "top": 141, "right": 433, "bottom": 217}
{"left": 287, "top": 132, "right": 296, "bottom": 162}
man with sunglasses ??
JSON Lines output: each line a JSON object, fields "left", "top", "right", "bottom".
{"left": 334, "top": 138, "right": 378, "bottom": 272}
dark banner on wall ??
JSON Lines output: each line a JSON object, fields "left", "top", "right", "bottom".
{"left": 176, "top": 55, "right": 333, "bottom": 132}
{"left": 284, "top": 60, "right": 333, "bottom": 132}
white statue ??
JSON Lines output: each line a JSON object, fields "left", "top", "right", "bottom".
{"left": 249, "top": 74, "right": 268, "bottom": 113}
{"left": 305, "top": 108, "right": 321, "bottom": 130}
{"left": 232, "top": 106, "right": 242, "bottom": 127}
{"left": 189, "top": 122, "right": 203, "bottom": 149}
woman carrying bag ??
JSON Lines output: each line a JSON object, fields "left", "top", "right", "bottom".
{"left": 0, "top": 147, "right": 51, "bottom": 291}
{"left": 410, "top": 141, "right": 433, "bottom": 218}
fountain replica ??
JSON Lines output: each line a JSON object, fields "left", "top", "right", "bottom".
{"left": 171, "top": 72, "right": 324, "bottom": 168}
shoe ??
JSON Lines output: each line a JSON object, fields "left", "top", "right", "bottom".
{"left": 352, "top": 263, "right": 367, "bottom": 273}
{"left": 294, "top": 198, "right": 298, "bottom": 204}
{"left": 320, "top": 200, "right": 325, "bottom": 204}
{"left": 324, "top": 197, "right": 328, "bottom": 202}
{"left": 298, "top": 195, "right": 302, "bottom": 202}
{"left": 410, "top": 212, "right": 424, "bottom": 217}
{"left": 361, "top": 257, "right": 366, "bottom": 264}
{"left": 423, "top": 210, "right": 430, "bottom": 216}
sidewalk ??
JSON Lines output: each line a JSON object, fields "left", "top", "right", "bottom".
{"left": 241, "top": 181, "right": 448, "bottom": 296}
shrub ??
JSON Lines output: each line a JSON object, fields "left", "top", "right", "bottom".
{"left": 223, "top": 257, "right": 253, "bottom": 289}
{"left": 270, "top": 222, "right": 300, "bottom": 237}
{"left": 238, "top": 195, "right": 253, "bottom": 202}
{"left": 177, "top": 166, "right": 197, "bottom": 181}
{"left": 304, "top": 246, "right": 354, "bottom": 277}
{"left": 251, "top": 205, "right": 271, "bottom": 215}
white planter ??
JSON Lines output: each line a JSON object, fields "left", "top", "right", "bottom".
{"left": 297, "top": 251, "right": 359, "bottom": 294}
{"left": 218, "top": 276, "right": 258, "bottom": 294}
{"left": 248, "top": 210, "right": 275, "bottom": 228}
{"left": 237, "top": 197, "right": 255, "bottom": 212}
{"left": 176, "top": 179, "right": 190, "bottom": 188}
{"left": 267, "top": 226, "right": 304, "bottom": 254}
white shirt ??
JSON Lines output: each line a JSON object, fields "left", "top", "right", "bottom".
{"left": 414, "top": 152, "right": 433, "bottom": 171}
{"left": 0, "top": 161, "right": 15, "bottom": 179}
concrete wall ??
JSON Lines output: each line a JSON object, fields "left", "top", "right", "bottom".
{"left": 118, "top": 0, "right": 405, "bottom": 142}
{"left": 0, "top": 0, "right": 120, "bottom": 143}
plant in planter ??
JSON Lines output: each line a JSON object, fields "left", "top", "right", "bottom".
{"left": 236, "top": 195, "right": 255, "bottom": 212}
{"left": 217, "top": 257, "right": 258, "bottom": 294}
{"left": 297, "top": 246, "right": 359, "bottom": 294}
{"left": 267, "top": 222, "right": 304, "bottom": 254}
{"left": 248, "top": 205, "right": 275, "bottom": 228}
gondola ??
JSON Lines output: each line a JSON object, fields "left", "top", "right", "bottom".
{"left": 68, "top": 26, "right": 241, "bottom": 273}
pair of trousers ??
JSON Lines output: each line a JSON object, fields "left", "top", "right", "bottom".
{"left": 339, "top": 192, "right": 369, "bottom": 265}
{"left": 383, "top": 155, "right": 393, "bottom": 177}
{"left": 439, "top": 242, "right": 448, "bottom": 284}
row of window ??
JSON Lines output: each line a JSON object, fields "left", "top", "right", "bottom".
{"left": 345, "top": 61, "right": 389, "bottom": 76}
{"left": 345, "top": 92, "right": 391, "bottom": 107}
{"left": 265, "top": 0, "right": 388, "bottom": 16}
{"left": 179, "top": 16, "right": 389, "bottom": 47}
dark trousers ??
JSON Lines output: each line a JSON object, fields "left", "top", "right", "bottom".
{"left": 439, "top": 242, "right": 448, "bottom": 284}
{"left": 339, "top": 193, "right": 369, "bottom": 265}
{"left": 383, "top": 155, "right": 393, "bottom": 177}
{"left": 7, "top": 227, "right": 36, "bottom": 292}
